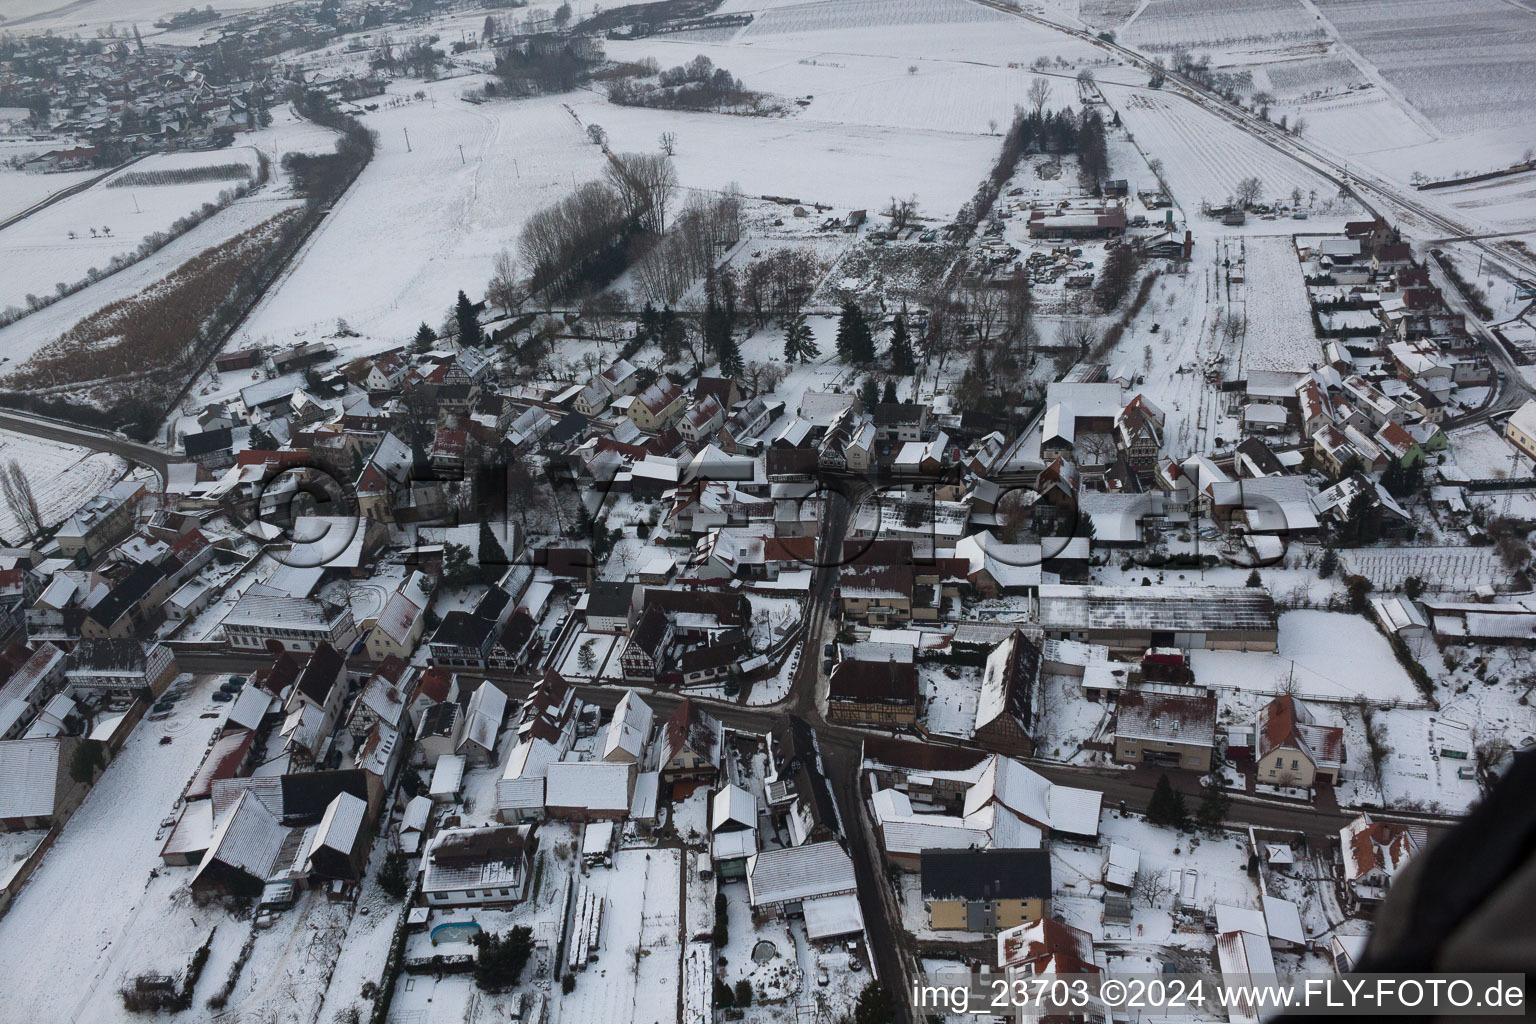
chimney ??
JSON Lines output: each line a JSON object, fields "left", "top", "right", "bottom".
{"left": 1183, "top": 229, "right": 1193, "bottom": 261}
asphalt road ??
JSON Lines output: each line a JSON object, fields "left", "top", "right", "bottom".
{"left": 0, "top": 409, "right": 170, "bottom": 483}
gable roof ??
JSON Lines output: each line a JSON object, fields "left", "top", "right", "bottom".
{"left": 920, "top": 848, "right": 1051, "bottom": 900}
{"left": 661, "top": 698, "right": 723, "bottom": 768}
{"left": 746, "top": 840, "right": 856, "bottom": 906}
{"left": 0, "top": 738, "right": 64, "bottom": 819}
{"left": 1258, "top": 695, "right": 1343, "bottom": 770}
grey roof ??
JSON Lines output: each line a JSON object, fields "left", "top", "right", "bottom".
{"left": 1038, "top": 584, "right": 1278, "bottom": 633}
{"left": 746, "top": 840, "right": 856, "bottom": 907}
{"left": 0, "top": 738, "right": 62, "bottom": 819}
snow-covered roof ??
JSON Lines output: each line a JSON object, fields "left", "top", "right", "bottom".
{"left": 746, "top": 841, "right": 857, "bottom": 907}
{"left": 457, "top": 682, "right": 506, "bottom": 756}
{"left": 963, "top": 755, "right": 1101, "bottom": 837}
{"left": 711, "top": 783, "right": 757, "bottom": 833}
{"left": 1262, "top": 894, "right": 1306, "bottom": 946}
{"left": 545, "top": 760, "right": 632, "bottom": 813}
{"left": 196, "top": 789, "right": 289, "bottom": 887}
{"left": 430, "top": 753, "right": 465, "bottom": 798}
{"left": 0, "top": 739, "right": 63, "bottom": 819}
{"left": 602, "top": 690, "right": 654, "bottom": 762}
{"left": 309, "top": 791, "right": 366, "bottom": 860}
{"left": 222, "top": 685, "right": 273, "bottom": 733}
{"left": 801, "top": 892, "right": 865, "bottom": 941}
{"left": 1217, "top": 930, "right": 1277, "bottom": 1024}
{"left": 1104, "top": 843, "right": 1138, "bottom": 889}
{"left": 1214, "top": 903, "right": 1268, "bottom": 937}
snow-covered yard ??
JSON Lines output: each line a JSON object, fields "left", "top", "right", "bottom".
{"left": 1192, "top": 610, "right": 1424, "bottom": 705}
{"left": 0, "top": 428, "right": 128, "bottom": 545}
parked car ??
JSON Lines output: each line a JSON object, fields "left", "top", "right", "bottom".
{"left": 211, "top": 691, "right": 233, "bottom": 703}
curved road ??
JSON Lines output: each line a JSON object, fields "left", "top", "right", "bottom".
{"left": 0, "top": 409, "right": 171, "bottom": 483}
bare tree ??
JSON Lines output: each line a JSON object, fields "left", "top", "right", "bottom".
{"left": 1133, "top": 869, "right": 1175, "bottom": 909}
{"left": 486, "top": 247, "right": 524, "bottom": 314}
{"left": 0, "top": 461, "right": 42, "bottom": 539}
{"left": 605, "top": 151, "right": 678, "bottom": 233}
{"left": 1234, "top": 176, "right": 1264, "bottom": 209}
{"left": 586, "top": 123, "right": 606, "bottom": 146}
{"left": 658, "top": 130, "right": 678, "bottom": 156}
{"left": 1027, "top": 77, "right": 1052, "bottom": 120}
{"left": 884, "top": 195, "right": 919, "bottom": 232}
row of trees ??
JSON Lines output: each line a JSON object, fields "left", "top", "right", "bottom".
{"left": 518, "top": 152, "right": 685, "bottom": 300}
{"left": 630, "top": 190, "right": 743, "bottom": 305}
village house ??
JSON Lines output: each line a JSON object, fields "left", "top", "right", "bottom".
{"left": 826, "top": 659, "right": 920, "bottom": 728}
{"left": 921, "top": 848, "right": 1053, "bottom": 933}
{"left": 1113, "top": 691, "right": 1218, "bottom": 772}
{"left": 1256, "top": 695, "right": 1344, "bottom": 789}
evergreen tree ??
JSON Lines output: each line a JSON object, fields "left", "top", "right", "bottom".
{"left": 703, "top": 277, "right": 731, "bottom": 365}
{"left": 1318, "top": 544, "right": 1339, "bottom": 579}
{"left": 413, "top": 321, "right": 437, "bottom": 354}
{"left": 852, "top": 982, "right": 897, "bottom": 1024}
{"left": 860, "top": 377, "right": 880, "bottom": 411}
{"left": 888, "top": 312, "right": 916, "bottom": 375}
{"left": 1196, "top": 778, "right": 1230, "bottom": 832}
{"left": 455, "top": 290, "right": 483, "bottom": 347}
{"left": 733, "top": 980, "right": 753, "bottom": 1007}
{"left": 377, "top": 849, "right": 409, "bottom": 899}
{"left": 659, "top": 313, "right": 685, "bottom": 364}
{"left": 1147, "top": 773, "right": 1187, "bottom": 827}
{"left": 783, "top": 314, "right": 819, "bottom": 363}
{"left": 835, "top": 298, "right": 875, "bottom": 364}
{"left": 478, "top": 521, "right": 509, "bottom": 583}
{"left": 471, "top": 926, "right": 533, "bottom": 992}
{"left": 882, "top": 379, "right": 898, "bottom": 404}
{"left": 638, "top": 301, "right": 659, "bottom": 341}
{"left": 1246, "top": 568, "right": 1262, "bottom": 587}
{"left": 717, "top": 331, "right": 743, "bottom": 378}
{"left": 249, "top": 424, "right": 277, "bottom": 451}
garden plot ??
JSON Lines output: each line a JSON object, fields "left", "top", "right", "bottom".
{"left": 0, "top": 148, "right": 260, "bottom": 312}
{"left": 553, "top": 847, "right": 683, "bottom": 1024}
{"left": 1111, "top": 90, "right": 1354, "bottom": 219}
{"left": 0, "top": 429, "right": 128, "bottom": 545}
{"left": 1340, "top": 547, "right": 1504, "bottom": 594}
{"left": 1446, "top": 423, "right": 1532, "bottom": 479}
{"left": 1190, "top": 610, "right": 1423, "bottom": 704}
{"left": 1314, "top": 0, "right": 1536, "bottom": 137}
{"left": 1234, "top": 234, "right": 1322, "bottom": 373}
{"left": 0, "top": 673, "right": 237, "bottom": 1024}
{"left": 1050, "top": 815, "right": 1257, "bottom": 946}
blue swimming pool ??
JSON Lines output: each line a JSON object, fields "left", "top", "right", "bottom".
{"left": 430, "top": 920, "right": 482, "bottom": 945}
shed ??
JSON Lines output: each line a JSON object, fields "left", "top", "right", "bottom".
{"left": 430, "top": 753, "right": 466, "bottom": 802}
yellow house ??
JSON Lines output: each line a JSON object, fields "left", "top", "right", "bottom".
{"left": 1505, "top": 399, "right": 1536, "bottom": 459}
{"left": 626, "top": 377, "right": 687, "bottom": 434}
{"left": 921, "top": 849, "right": 1051, "bottom": 934}
{"left": 366, "top": 571, "right": 433, "bottom": 662}
{"left": 1256, "top": 695, "right": 1344, "bottom": 789}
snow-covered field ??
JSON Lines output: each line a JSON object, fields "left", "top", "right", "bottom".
{"left": 1312, "top": 0, "right": 1536, "bottom": 136}
{"left": 0, "top": 148, "right": 261, "bottom": 312}
{"left": 1235, "top": 234, "right": 1322, "bottom": 373}
{"left": 1111, "top": 89, "right": 1353, "bottom": 216}
{"left": 0, "top": 429, "right": 128, "bottom": 544}
{"left": 1123, "top": 0, "right": 1325, "bottom": 52}
{"left": 0, "top": 166, "right": 98, "bottom": 223}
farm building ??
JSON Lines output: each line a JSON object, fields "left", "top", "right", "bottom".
{"left": 1037, "top": 585, "right": 1279, "bottom": 652}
